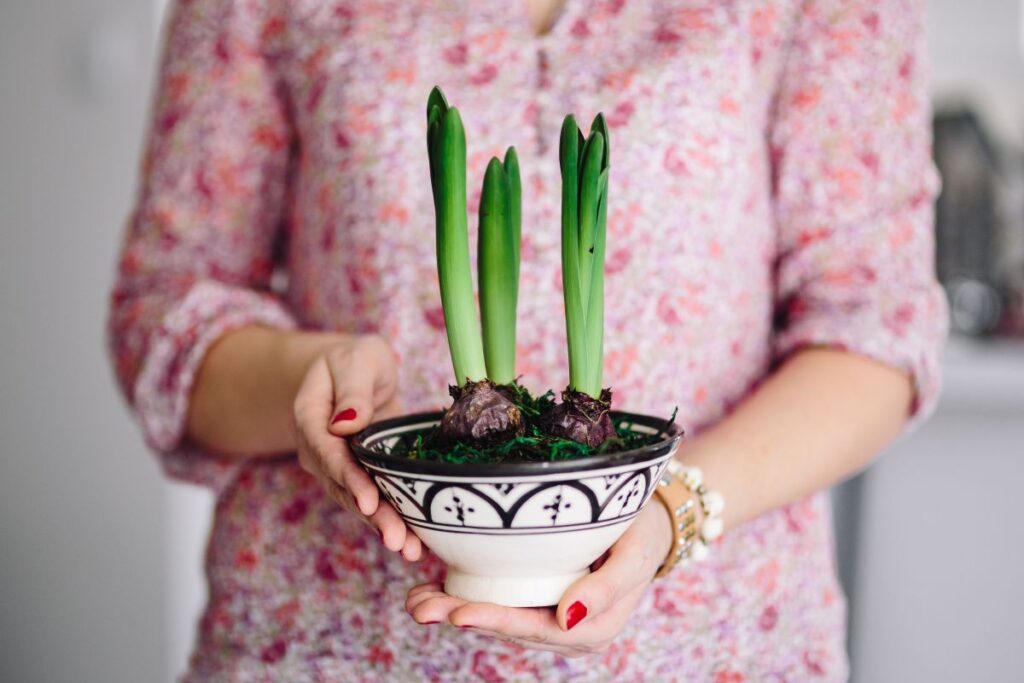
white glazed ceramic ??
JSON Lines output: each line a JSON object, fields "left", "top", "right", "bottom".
{"left": 352, "top": 411, "right": 683, "bottom": 607}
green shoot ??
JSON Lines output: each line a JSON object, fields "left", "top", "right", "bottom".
{"left": 559, "top": 116, "right": 588, "bottom": 393}
{"left": 504, "top": 147, "right": 521, "bottom": 289}
{"left": 559, "top": 114, "right": 610, "bottom": 398}
{"left": 426, "top": 87, "right": 487, "bottom": 385}
{"left": 478, "top": 152, "right": 521, "bottom": 384}
{"left": 577, "top": 132, "right": 604, "bottom": 311}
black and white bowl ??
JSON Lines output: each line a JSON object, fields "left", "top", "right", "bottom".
{"left": 352, "top": 411, "right": 683, "bottom": 607}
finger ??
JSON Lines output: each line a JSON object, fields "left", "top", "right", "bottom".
{"left": 325, "top": 338, "right": 397, "bottom": 437}
{"left": 375, "top": 394, "right": 404, "bottom": 421}
{"left": 555, "top": 525, "right": 656, "bottom": 631}
{"left": 316, "top": 458, "right": 412, "bottom": 553}
{"left": 295, "top": 436, "right": 321, "bottom": 478}
{"left": 590, "top": 550, "right": 610, "bottom": 572}
{"left": 314, "top": 439, "right": 379, "bottom": 516}
{"left": 400, "top": 531, "right": 423, "bottom": 562}
{"left": 293, "top": 357, "right": 336, "bottom": 444}
{"left": 467, "top": 582, "right": 648, "bottom": 654}
{"left": 407, "top": 582, "right": 443, "bottom": 602}
{"left": 313, "top": 467, "right": 371, "bottom": 526}
{"left": 405, "top": 584, "right": 447, "bottom": 614}
{"left": 363, "top": 336, "right": 400, "bottom": 407}
{"left": 482, "top": 633, "right": 585, "bottom": 657}
{"left": 294, "top": 367, "right": 380, "bottom": 517}
{"left": 321, "top": 470, "right": 422, "bottom": 562}
{"left": 407, "top": 592, "right": 468, "bottom": 625}
{"left": 367, "top": 499, "right": 408, "bottom": 552}
{"left": 447, "top": 602, "right": 559, "bottom": 642}
{"left": 322, "top": 478, "right": 358, "bottom": 515}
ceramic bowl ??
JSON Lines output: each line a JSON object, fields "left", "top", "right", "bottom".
{"left": 351, "top": 411, "right": 683, "bottom": 607}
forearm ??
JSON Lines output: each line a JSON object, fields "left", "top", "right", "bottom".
{"left": 680, "top": 348, "right": 913, "bottom": 529}
{"left": 186, "top": 326, "right": 346, "bottom": 458}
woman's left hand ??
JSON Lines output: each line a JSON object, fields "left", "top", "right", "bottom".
{"left": 404, "top": 500, "right": 673, "bottom": 658}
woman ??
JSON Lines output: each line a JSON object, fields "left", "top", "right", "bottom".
{"left": 109, "top": 0, "right": 946, "bottom": 680}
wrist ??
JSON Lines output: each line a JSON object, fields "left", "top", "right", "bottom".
{"left": 674, "top": 434, "right": 739, "bottom": 530}
{"left": 188, "top": 326, "right": 341, "bottom": 456}
{"left": 649, "top": 495, "right": 674, "bottom": 567}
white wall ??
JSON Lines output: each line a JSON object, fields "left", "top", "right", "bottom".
{"left": 0, "top": 1, "right": 166, "bottom": 681}
{"left": 851, "top": 342, "right": 1024, "bottom": 682}
{"left": 929, "top": 0, "right": 1024, "bottom": 147}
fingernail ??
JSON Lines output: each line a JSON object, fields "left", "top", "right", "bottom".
{"left": 331, "top": 408, "right": 358, "bottom": 424}
{"left": 566, "top": 601, "right": 588, "bottom": 630}
{"left": 457, "top": 624, "right": 474, "bottom": 629}
{"left": 422, "top": 621, "right": 439, "bottom": 625}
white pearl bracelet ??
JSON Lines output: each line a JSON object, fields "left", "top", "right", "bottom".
{"left": 667, "top": 460, "right": 726, "bottom": 563}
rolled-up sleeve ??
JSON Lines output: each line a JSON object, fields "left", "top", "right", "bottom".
{"left": 769, "top": 0, "right": 948, "bottom": 424}
{"left": 107, "top": 0, "right": 295, "bottom": 489}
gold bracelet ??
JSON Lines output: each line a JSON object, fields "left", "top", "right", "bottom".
{"left": 651, "top": 461, "right": 726, "bottom": 579}
{"left": 651, "top": 467, "right": 700, "bottom": 579}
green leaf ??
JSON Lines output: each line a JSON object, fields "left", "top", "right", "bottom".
{"left": 558, "top": 111, "right": 611, "bottom": 399}
{"left": 433, "top": 106, "right": 486, "bottom": 385}
{"left": 577, "top": 131, "right": 604, "bottom": 314}
{"left": 584, "top": 169, "right": 609, "bottom": 395}
{"left": 559, "top": 115, "right": 589, "bottom": 392}
{"left": 479, "top": 157, "right": 517, "bottom": 384}
{"left": 503, "top": 146, "right": 521, "bottom": 288}
{"left": 426, "top": 87, "right": 449, "bottom": 198}
{"left": 576, "top": 126, "right": 586, "bottom": 178}
{"left": 589, "top": 112, "right": 610, "bottom": 170}
{"left": 427, "top": 105, "right": 442, "bottom": 193}
{"left": 426, "top": 86, "right": 449, "bottom": 120}
{"left": 502, "top": 146, "right": 522, "bottom": 383}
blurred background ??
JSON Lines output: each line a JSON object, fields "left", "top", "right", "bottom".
{"left": 1, "top": 1, "right": 1022, "bottom": 681}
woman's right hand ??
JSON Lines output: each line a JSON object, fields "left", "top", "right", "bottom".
{"left": 291, "top": 334, "right": 423, "bottom": 561}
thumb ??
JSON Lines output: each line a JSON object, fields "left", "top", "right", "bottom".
{"left": 325, "top": 351, "right": 379, "bottom": 437}
{"left": 555, "top": 529, "right": 656, "bottom": 631}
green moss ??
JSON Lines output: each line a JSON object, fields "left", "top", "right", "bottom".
{"left": 385, "top": 386, "right": 677, "bottom": 465}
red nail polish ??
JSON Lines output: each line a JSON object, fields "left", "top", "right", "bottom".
{"left": 566, "top": 601, "right": 588, "bottom": 630}
{"left": 423, "top": 621, "right": 440, "bottom": 625}
{"left": 457, "top": 624, "right": 474, "bottom": 629}
{"left": 331, "top": 408, "right": 358, "bottom": 424}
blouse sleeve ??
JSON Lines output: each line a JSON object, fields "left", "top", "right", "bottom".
{"left": 769, "top": 0, "right": 948, "bottom": 424}
{"left": 107, "top": 0, "right": 296, "bottom": 490}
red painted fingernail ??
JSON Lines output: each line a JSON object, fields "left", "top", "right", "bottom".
{"left": 566, "top": 601, "right": 588, "bottom": 630}
{"left": 422, "top": 621, "right": 439, "bottom": 625}
{"left": 457, "top": 624, "right": 474, "bottom": 629}
{"left": 331, "top": 408, "right": 358, "bottom": 424}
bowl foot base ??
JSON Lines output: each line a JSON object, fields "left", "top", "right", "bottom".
{"left": 444, "top": 569, "right": 589, "bottom": 607}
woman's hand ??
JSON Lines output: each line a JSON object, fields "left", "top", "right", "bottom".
{"left": 292, "top": 334, "right": 422, "bottom": 561}
{"left": 404, "top": 499, "right": 673, "bottom": 656}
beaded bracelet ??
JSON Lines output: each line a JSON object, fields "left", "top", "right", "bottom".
{"left": 651, "top": 460, "right": 725, "bottom": 579}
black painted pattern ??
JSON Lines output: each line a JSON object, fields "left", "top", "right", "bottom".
{"left": 369, "top": 459, "right": 671, "bottom": 533}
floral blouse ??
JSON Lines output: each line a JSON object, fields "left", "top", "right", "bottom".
{"left": 109, "top": 0, "right": 946, "bottom": 680}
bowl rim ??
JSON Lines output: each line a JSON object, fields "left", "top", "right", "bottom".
{"left": 351, "top": 410, "right": 683, "bottom": 477}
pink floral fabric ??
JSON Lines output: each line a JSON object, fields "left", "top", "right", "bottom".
{"left": 108, "top": 0, "right": 946, "bottom": 680}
